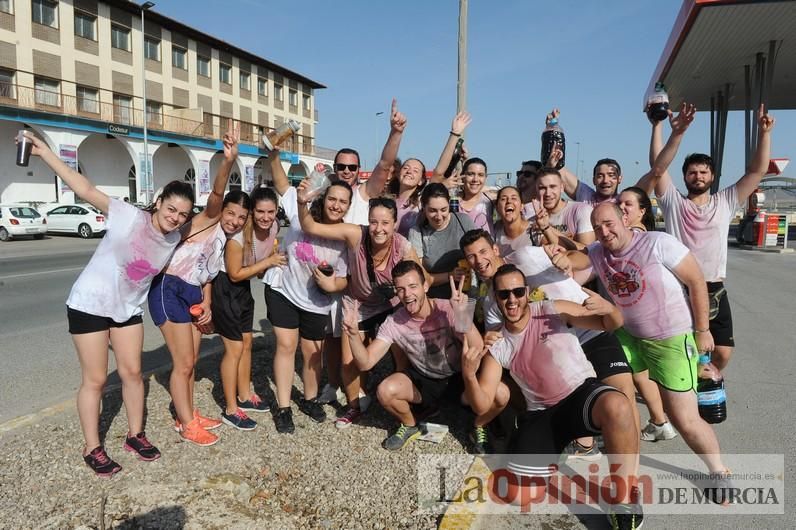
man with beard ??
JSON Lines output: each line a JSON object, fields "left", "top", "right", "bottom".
{"left": 649, "top": 102, "right": 775, "bottom": 370}
{"left": 343, "top": 260, "right": 492, "bottom": 452}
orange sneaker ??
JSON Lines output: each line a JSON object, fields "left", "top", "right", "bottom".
{"left": 194, "top": 409, "right": 222, "bottom": 430}
{"left": 179, "top": 418, "right": 219, "bottom": 447}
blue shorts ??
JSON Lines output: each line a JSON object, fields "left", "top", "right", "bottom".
{"left": 148, "top": 273, "right": 203, "bottom": 327}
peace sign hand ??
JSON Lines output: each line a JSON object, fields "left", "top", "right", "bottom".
{"left": 222, "top": 118, "right": 240, "bottom": 161}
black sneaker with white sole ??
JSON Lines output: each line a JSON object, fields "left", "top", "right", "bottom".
{"left": 298, "top": 397, "right": 326, "bottom": 423}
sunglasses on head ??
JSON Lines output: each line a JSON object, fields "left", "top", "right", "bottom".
{"left": 516, "top": 170, "right": 536, "bottom": 178}
{"left": 369, "top": 197, "right": 396, "bottom": 209}
{"left": 335, "top": 163, "right": 359, "bottom": 172}
{"left": 495, "top": 286, "right": 527, "bottom": 301}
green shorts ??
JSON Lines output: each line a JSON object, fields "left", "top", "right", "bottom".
{"left": 614, "top": 327, "right": 698, "bottom": 392}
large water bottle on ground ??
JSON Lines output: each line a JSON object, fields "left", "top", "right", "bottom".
{"left": 645, "top": 82, "right": 670, "bottom": 122}
{"left": 697, "top": 353, "right": 727, "bottom": 424}
{"left": 541, "top": 116, "right": 565, "bottom": 170}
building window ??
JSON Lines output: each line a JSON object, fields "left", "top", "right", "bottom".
{"left": 289, "top": 89, "right": 297, "bottom": 106}
{"left": 76, "top": 86, "right": 99, "bottom": 114}
{"left": 0, "top": 68, "right": 14, "bottom": 99}
{"left": 197, "top": 56, "right": 210, "bottom": 77}
{"left": 229, "top": 172, "right": 241, "bottom": 192}
{"left": 184, "top": 168, "right": 195, "bottom": 183}
{"left": 172, "top": 46, "right": 187, "bottom": 70}
{"left": 128, "top": 165, "right": 137, "bottom": 201}
{"left": 74, "top": 10, "right": 96, "bottom": 40}
{"left": 146, "top": 101, "right": 162, "bottom": 125}
{"left": 274, "top": 84, "right": 283, "bottom": 101}
{"left": 111, "top": 24, "right": 130, "bottom": 51}
{"left": 239, "top": 71, "right": 250, "bottom": 91}
{"left": 32, "top": 0, "right": 57, "bottom": 28}
{"left": 257, "top": 77, "right": 268, "bottom": 97}
{"left": 219, "top": 63, "right": 231, "bottom": 84}
{"left": 34, "top": 77, "right": 60, "bottom": 107}
{"left": 0, "top": 0, "right": 12, "bottom": 15}
{"left": 113, "top": 94, "right": 132, "bottom": 124}
{"left": 303, "top": 94, "right": 311, "bottom": 111}
{"left": 144, "top": 37, "right": 160, "bottom": 61}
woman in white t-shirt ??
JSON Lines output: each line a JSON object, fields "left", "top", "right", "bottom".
{"left": 19, "top": 132, "right": 194, "bottom": 478}
{"left": 264, "top": 148, "right": 350, "bottom": 434}
{"left": 213, "top": 187, "right": 286, "bottom": 432}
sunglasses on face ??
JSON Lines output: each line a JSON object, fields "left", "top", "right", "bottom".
{"left": 495, "top": 286, "right": 527, "bottom": 301}
{"left": 335, "top": 163, "right": 359, "bottom": 172}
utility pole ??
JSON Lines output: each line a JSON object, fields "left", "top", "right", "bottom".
{"left": 457, "top": 0, "right": 468, "bottom": 113}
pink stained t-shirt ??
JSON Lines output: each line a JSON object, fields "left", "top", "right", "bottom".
{"left": 164, "top": 222, "right": 227, "bottom": 285}
{"left": 657, "top": 181, "right": 739, "bottom": 282}
{"left": 488, "top": 300, "right": 596, "bottom": 411}
{"left": 547, "top": 201, "right": 594, "bottom": 238}
{"left": 376, "top": 299, "right": 461, "bottom": 379}
{"left": 574, "top": 182, "right": 618, "bottom": 207}
{"left": 347, "top": 226, "right": 412, "bottom": 321}
{"left": 395, "top": 198, "right": 421, "bottom": 237}
{"left": 587, "top": 231, "right": 693, "bottom": 340}
{"left": 460, "top": 193, "right": 494, "bottom": 236}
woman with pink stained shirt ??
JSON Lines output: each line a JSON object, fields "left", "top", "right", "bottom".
{"left": 19, "top": 132, "right": 194, "bottom": 478}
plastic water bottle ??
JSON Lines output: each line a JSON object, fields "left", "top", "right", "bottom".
{"left": 697, "top": 353, "right": 727, "bottom": 424}
{"left": 645, "top": 82, "right": 670, "bottom": 122}
{"left": 302, "top": 163, "right": 332, "bottom": 202}
{"left": 449, "top": 185, "right": 461, "bottom": 213}
{"left": 541, "top": 117, "right": 565, "bottom": 170}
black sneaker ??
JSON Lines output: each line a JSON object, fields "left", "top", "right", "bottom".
{"left": 470, "top": 425, "right": 491, "bottom": 455}
{"left": 237, "top": 392, "right": 270, "bottom": 413}
{"left": 84, "top": 446, "right": 122, "bottom": 477}
{"left": 382, "top": 424, "right": 421, "bottom": 451}
{"left": 298, "top": 397, "right": 326, "bottom": 423}
{"left": 273, "top": 407, "right": 295, "bottom": 434}
{"left": 123, "top": 432, "right": 161, "bottom": 461}
{"left": 607, "top": 503, "right": 644, "bottom": 530}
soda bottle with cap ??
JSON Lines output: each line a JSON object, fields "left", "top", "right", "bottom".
{"left": 645, "top": 82, "right": 670, "bottom": 122}
{"left": 263, "top": 120, "right": 301, "bottom": 151}
{"left": 541, "top": 115, "right": 565, "bottom": 170}
{"left": 696, "top": 352, "right": 727, "bottom": 424}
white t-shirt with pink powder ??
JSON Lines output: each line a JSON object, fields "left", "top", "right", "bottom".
{"left": 488, "top": 300, "right": 596, "bottom": 411}
{"left": 547, "top": 201, "right": 593, "bottom": 237}
{"left": 587, "top": 231, "right": 693, "bottom": 340}
{"left": 460, "top": 194, "right": 494, "bottom": 236}
{"left": 376, "top": 299, "right": 461, "bottom": 379}
{"left": 67, "top": 199, "right": 181, "bottom": 322}
{"left": 574, "top": 182, "right": 618, "bottom": 206}
{"left": 657, "top": 181, "right": 738, "bottom": 281}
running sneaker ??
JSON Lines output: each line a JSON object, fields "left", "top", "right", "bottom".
{"left": 273, "top": 407, "right": 295, "bottom": 434}
{"left": 640, "top": 420, "right": 678, "bottom": 442}
{"left": 179, "top": 418, "right": 219, "bottom": 447}
{"left": 221, "top": 409, "right": 257, "bottom": 431}
{"left": 382, "top": 424, "right": 421, "bottom": 451}
{"left": 123, "top": 432, "right": 161, "bottom": 461}
{"left": 335, "top": 406, "right": 363, "bottom": 429}
{"left": 565, "top": 440, "right": 602, "bottom": 462}
{"left": 173, "top": 409, "right": 223, "bottom": 433}
{"left": 470, "top": 425, "right": 491, "bottom": 455}
{"left": 607, "top": 503, "right": 644, "bottom": 529}
{"left": 83, "top": 446, "right": 122, "bottom": 477}
{"left": 237, "top": 392, "right": 270, "bottom": 413}
{"left": 318, "top": 384, "right": 344, "bottom": 404}
{"left": 298, "top": 397, "right": 326, "bottom": 423}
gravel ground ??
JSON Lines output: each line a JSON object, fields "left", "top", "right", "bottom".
{"left": 0, "top": 328, "right": 482, "bottom": 529}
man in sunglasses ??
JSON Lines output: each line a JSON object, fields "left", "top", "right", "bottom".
{"left": 559, "top": 202, "right": 734, "bottom": 498}
{"left": 332, "top": 99, "right": 407, "bottom": 226}
{"left": 460, "top": 229, "right": 637, "bottom": 459}
{"left": 515, "top": 160, "right": 541, "bottom": 206}
{"left": 342, "top": 260, "right": 491, "bottom": 452}
{"left": 462, "top": 263, "right": 642, "bottom": 528}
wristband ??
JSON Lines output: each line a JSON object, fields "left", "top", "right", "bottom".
{"left": 449, "top": 131, "right": 461, "bottom": 137}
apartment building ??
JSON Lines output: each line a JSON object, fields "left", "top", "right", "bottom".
{"left": 0, "top": 0, "right": 334, "bottom": 205}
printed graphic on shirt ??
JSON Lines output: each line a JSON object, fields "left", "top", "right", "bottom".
{"left": 605, "top": 265, "right": 645, "bottom": 305}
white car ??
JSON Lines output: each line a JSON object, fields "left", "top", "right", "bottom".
{"left": 44, "top": 204, "right": 106, "bottom": 238}
{"left": 0, "top": 205, "right": 47, "bottom": 241}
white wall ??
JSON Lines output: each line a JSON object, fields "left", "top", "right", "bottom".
{"left": 153, "top": 144, "right": 194, "bottom": 193}
{"left": 78, "top": 134, "right": 134, "bottom": 201}
{"left": 0, "top": 120, "right": 59, "bottom": 205}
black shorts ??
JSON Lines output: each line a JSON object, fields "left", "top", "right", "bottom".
{"left": 707, "top": 282, "right": 734, "bottom": 347}
{"left": 67, "top": 307, "right": 143, "bottom": 335}
{"left": 581, "top": 332, "right": 632, "bottom": 379}
{"left": 264, "top": 285, "right": 329, "bottom": 341}
{"left": 506, "top": 378, "right": 620, "bottom": 477}
{"left": 403, "top": 365, "right": 456, "bottom": 407}
{"left": 358, "top": 308, "right": 394, "bottom": 339}
{"left": 211, "top": 271, "right": 254, "bottom": 341}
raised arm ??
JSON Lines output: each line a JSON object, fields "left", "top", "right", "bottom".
{"left": 431, "top": 112, "right": 472, "bottom": 182}
{"left": 365, "top": 99, "right": 407, "bottom": 199}
{"left": 203, "top": 119, "right": 240, "bottom": 219}
{"left": 294, "top": 183, "right": 361, "bottom": 247}
{"left": 268, "top": 146, "right": 291, "bottom": 196}
{"left": 554, "top": 291, "right": 623, "bottom": 332}
{"left": 735, "top": 104, "right": 775, "bottom": 202}
{"left": 671, "top": 252, "right": 713, "bottom": 353}
{"left": 21, "top": 132, "right": 110, "bottom": 214}
{"left": 635, "top": 118, "right": 666, "bottom": 195}
{"left": 652, "top": 102, "right": 696, "bottom": 198}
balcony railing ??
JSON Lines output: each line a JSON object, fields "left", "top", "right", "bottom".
{"left": 0, "top": 82, "right": 336, "bottom": 159}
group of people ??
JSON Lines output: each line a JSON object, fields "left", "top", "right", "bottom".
{"left": 21, "top": 95, "right": 775, "bottom": 529}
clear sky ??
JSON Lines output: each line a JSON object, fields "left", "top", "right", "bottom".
{"left": 156, "top": 0, "right": 792, "bottom": 190}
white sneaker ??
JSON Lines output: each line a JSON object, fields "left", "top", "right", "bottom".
{"left": 318, "top": 384, "right": 344, "bottom": 404}
{"left": 640, "top": 420, "right": 678, "bottom": 441}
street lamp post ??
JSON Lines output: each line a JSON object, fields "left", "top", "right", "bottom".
{"left": 575, "top": 141, "right": 581, "bottom": 180}
{"left": 141, "top": 2, "right": 155, "bottom": 203}
{"left": 372, "top": 111, "right": 383, "bottom": 170}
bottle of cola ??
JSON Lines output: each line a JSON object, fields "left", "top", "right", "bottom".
{"left": 645, "top": 82, "right": 670, "bottom": 122}
{"left": 541, "top": 117, "right": 565, "bottom": 170}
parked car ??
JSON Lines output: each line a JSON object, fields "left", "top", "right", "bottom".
{"left": 0, "top": 205, "right": 47, "bottom": 241}
{"left": 44, "top": 204, "right": 106, "bottom": 238}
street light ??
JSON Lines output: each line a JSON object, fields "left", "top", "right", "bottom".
{"left": 575, "top": 141, "right": 581, "bottom": 180}
{"left": 141, "top": 2, "right": 155, "bottom": 203}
